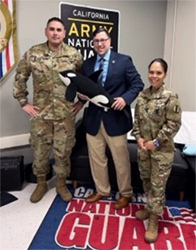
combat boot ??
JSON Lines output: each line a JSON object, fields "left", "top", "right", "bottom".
{"left": 135, "top": 208, "right": 150, "bottom": 220}
{"left": 56, "top": 176, "right": 72, "bottom": 202}
{"left": 30, "top": 176, "right": 47, "bottom": 203}
{"left": 145, "top": 213, "right": 159, "bottom": 243}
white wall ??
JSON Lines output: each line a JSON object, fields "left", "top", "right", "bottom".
{"left": 164, "top": 0, "right": 196, "bottom": 112}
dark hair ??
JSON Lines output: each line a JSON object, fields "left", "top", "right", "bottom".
{"left": 46, "top": 17, "right": 65, "bottom": 29}
{"left": 148, "top": 58, "right": 168, "bottom": 74}
{"left": 92, "top": 27, "right": 110, "bottom": 38}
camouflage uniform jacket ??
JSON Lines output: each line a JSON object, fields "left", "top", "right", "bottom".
{"left": 131, "top": 84, "right": 182, "bottom": 150}
{"left": 13, "top": 42, "right": 83, "bottom": 120}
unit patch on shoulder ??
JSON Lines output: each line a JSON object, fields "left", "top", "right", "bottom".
{"left": 173, "top": 105, "right": 180, "bottom": 113}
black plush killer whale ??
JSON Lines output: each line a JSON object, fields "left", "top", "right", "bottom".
{"left": 59, "top": 70, "right": 114, "bottom": 111}
{"left": 59, "top": 70, "right": 129, "bottom": 117}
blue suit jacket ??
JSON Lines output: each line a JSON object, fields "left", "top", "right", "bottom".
{"left": 82, "top": 51, "right": 144, "bottom": 136}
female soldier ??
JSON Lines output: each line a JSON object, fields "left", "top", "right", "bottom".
{"left": 131, "top": 58, "right": 182, "bottom": 243}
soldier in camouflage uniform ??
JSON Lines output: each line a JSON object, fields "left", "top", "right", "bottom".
{"left": 13, "top": 17, "right": 83, "bottom": 203}
{"left": 131, "top": 58, "right": 182, "bottom": 243}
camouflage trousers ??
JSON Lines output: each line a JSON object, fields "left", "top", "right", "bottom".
{"left": 138, "top": 149, "right": 174, "bottom": 215}
{"left": 29, "top": 117, "right": 76, "bottom": 177}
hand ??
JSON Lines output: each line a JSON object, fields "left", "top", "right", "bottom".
{"left": 22, "top": 103, "right": 40, "bottom": 117}
{"left": 137, "top": 138, "right": 148, "bottom": 151}
{"left": 78, "top": 94, "right": 89, "bottom": 101}
{"left": 144, "top": 140, "right": 156, "bottom": 151}
{"left": 111, "top": 97, "right": 126, "bottom": 110}
{"left": 71, "top": 101, "right": 84, "bottom": 115}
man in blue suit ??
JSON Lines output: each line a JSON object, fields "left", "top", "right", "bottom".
{"left": 75, "top": 27, "right": 144, "bottom": 209}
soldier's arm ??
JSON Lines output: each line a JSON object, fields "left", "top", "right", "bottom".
{"left": 75, "top": 50, "right": 83, "bottom": 73}
{"left": 131, "top": 103, "right": 142, "bottom": 140}
{"left": 131, "top": 103, "right": 148, "bottom": 150}
{"left": 13, "top": 51, "right": 31, "bottom": 107}
{"left": 156, "top": 93, "right": 182, "bottom": 145}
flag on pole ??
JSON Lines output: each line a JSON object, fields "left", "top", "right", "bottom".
{"left": 0, "top": 0, "right": 18, "bottom": 81}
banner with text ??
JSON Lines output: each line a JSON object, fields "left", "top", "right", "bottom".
{"left": 60, "top": 2, "right": 119, "bottom": 60}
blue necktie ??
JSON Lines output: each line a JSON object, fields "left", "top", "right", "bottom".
{"left": 98, "top": 58, "right": 104, "bottom": 86}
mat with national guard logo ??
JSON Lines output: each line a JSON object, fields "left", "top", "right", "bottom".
{"left": 29, "top": 185, "right": 196, "bottom": 250}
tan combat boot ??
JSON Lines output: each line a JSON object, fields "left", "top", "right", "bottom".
{"left": 56, "top": 176, "right": 72, "bottom": 202}
{"left": 145, "top": 213, "right": 159, "bottom": 243}
{"left": 30, "top": 176, "right": 47, "bottom": 203}
{"left": 135, "top": 208, "right": 150, "bottom": 220}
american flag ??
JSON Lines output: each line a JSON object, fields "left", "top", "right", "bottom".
{"left": 0, "top": 0, "right": 18, "bottom": 81}
{"left": 169, "top": 207, "right": 196, "bottom": 223}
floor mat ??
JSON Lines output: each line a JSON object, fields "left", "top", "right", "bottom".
{"left": 28, "top": 184, "right": 196, "bottom": 250}
{"left": 0, "top": 192, "right": 18, "bottom": 207}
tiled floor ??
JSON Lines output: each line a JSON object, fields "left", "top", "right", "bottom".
{"left": 0, "top": 176, "right": 58, "bottom": 250}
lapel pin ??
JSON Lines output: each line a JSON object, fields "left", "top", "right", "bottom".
{"left": 112, "top": 60, "right": 115, "bottom": 64}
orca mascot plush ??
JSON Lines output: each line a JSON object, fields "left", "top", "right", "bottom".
{"left": 59, "top": 70, "right": 114, "bottom": 111}
{"left": 59, "top": 70, "right": 129, "bottom": 118}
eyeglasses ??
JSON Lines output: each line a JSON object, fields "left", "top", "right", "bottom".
{"left": 93, "top": 37, "right": 110, "bottom": 45}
